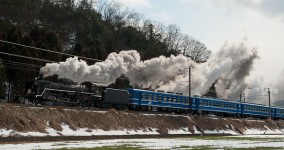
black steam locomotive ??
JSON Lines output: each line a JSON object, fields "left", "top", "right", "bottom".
{"left": 26, "top": 77, "right": 129, "bottom": 109}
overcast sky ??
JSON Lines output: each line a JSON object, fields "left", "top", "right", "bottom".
{"left": 112, "top": 0, "right": 284, "bottom": 92}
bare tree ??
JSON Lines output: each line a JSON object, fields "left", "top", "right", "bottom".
{"left": 125, "top": 10, "right": 144, "bottom": 28}
{"left": 179, "top": 34, "right": 191, "bottom": 55}
{"left": 178, "top": 35, "right": 211, "bottom": 62}
{"left": 164, "top": 24, "right": 182, "bottom": 52}
{"left": 97, "top": 0, "right": 145, "bottom": 30}
{"left": 188, "top": 39, "right": 211, "bottom": 62}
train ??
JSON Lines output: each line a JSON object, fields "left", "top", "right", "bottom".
{"left": 26, "top": 77, "right": 284, "bottom": 119}
{"left": 128, "top": 89, "right": 284, "bottom": 119}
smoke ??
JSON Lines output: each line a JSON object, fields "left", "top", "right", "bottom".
{"left": 40, "top": 42, "right": 259, "bottom": 100}
{"left": 126, "top": 55, "right": 196, "bottom": 89}
{"left": 213, "top": 42, "right": 259, "bottom": 100}
{"left": 40, "top": 50, "right": 140, "bottom": 84}
{"left": 273, "top": 70, "right": 284, "bottom": 106}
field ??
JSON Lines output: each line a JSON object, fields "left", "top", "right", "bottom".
{"left": 1, "top": 135, "right": 284, "bottom": 150}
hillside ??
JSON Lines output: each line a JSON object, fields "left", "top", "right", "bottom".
{"left": 0, "top": 103, "right": 284, "bottom": 137}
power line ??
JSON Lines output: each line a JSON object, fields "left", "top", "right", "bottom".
{"left": 2, "top": 60, "right": 43, "bottom": 68}
{"left": 1, "top": 62, "right": 41, "bottom": 72}
{"left": 0, "top": 53, "right": 51, "bottom": 72}
{"left": 0, "top": 51, "right": 55, "bottom": 63}
{"left": 0, "top": 39, "right": 102, "bottom": 62}
{"left": 0, "top": 65, "right": 39, "bottom": 72}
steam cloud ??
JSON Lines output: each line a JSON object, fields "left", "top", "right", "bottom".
{"left": 40, "top": 42, "right": 260, "bottom": 101}
{"left": 274, "top": 70, "right": 284, "bottom": 106}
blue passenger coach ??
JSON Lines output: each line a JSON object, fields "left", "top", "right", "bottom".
{"left": 241, "top": 103, "right": 269, "bottom": 117}
{"left": 194, "top": 97, "right": 240, "bottom": 115}
{"left": 273, "top": 107, "right": 284, "bottom": 118}
{"left": 128, "top": 88, "right": 284, "bottom": 119}
{"left": 128, "top": 88, "right": 190, "bottom": 112}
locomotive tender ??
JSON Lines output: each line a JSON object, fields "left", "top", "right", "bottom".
{"left": 31, "top": 78, "right": 284, "bottom": 119}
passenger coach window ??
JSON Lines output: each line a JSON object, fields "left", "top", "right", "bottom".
{"left": 173, "top": 97, "right": 177, "bottom": 103}
{"left": 207, "top": 102, "right": 210, "bottom": 106}
{"left": 158, "top": 95, "right": 162, "bottom": 101}
{"left": 148, "top": 94, "right": 152, "bottom": 100}
{"left": 164, "top": 96, "right": 167, "bottom": 102}
{"left": 177, "top": 97, "right": 180, "bottom": 103}
{"left": 153, "top": 95, "right": 157, "bottom": 100}
{"left": 168, "top": 96, "right": 172, "bottom": 102}
{"left": 181, "top": 98, "right": 185, "bottom": 103}
{"left": 141, "top": 93, "right": 147, "bottom": 100}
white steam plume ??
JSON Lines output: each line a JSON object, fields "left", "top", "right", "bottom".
{"left": 274, "top": 70, "right": 284, "bottom": 106}
{"left": 40, "top": 42, "right": 259, "bottom": 100}
{"left": 40, "top": 50, "right": 140, "bottom": 84}
{"left": 214, "top": 42, "right": 259, "bottom": 100}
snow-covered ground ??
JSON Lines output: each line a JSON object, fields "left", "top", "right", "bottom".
{"left": 2, "top": 136, "right": 284, "bottom": 150}
{"left": 1, "top": 122, "right": 284, "bottom": 137}
{"left": 0, "top": 124, "right": 160, "bottom": 137}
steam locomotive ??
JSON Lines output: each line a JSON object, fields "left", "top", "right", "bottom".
{"left": 26, "top": 76, "right": 284, "bottom": 119}
{"left": 27, "top": 77, "right": 129, "bottom": 109}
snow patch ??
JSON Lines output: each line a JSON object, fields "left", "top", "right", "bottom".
{"left": 203, "top": 129, "right": 239, "bottom": 135}
{"left": 244, "top": 128, "right": 284, "bottom": 135}
{"left": 193, "top": 126, "right": 202, "bottom": 134}
{"left": 0, "top": 123, "right": 160, "bottom": 137}
{"left": 2, "top": 136, "right": 284, "bottom": 150}
{"left": 168, "top": 127, "right": 191, "bottom": 134}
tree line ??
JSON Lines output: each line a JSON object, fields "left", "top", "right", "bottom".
{"left": 0, "top": 0, "right": 211, "bottom": 99}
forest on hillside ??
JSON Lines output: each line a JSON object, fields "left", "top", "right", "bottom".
{"left": 0, "top": 0, "right": 211, "bottom": 99}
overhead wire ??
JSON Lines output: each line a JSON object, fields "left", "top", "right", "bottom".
{"left": 0, "top": 39, "right": 102, "bottom": 62}
{"left": 0, "top": 39, "right": 106, "bottom": 73}
{"left": 1, "top": 60, "right": 43, "bottom": 68}
{"left": 0, "top": 51, "right": 56, "bottom": 63}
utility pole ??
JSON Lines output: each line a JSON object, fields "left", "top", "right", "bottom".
{"left": 268, "top": 88, "right": 271, "bottom": 119}
{"left": 265, "top": 88, "right": 271, "bottom": 119}
{"left": 239, "top": 91, "right": 242, "bottom": 103}
{"left": 189, "top": 66, "right": 191, "bottom": 99}
{"left": 189, "top": 66, "right": 191, "bottom": 115}
{"left": 243, "top": 93, "right": 246, "bottom": 103}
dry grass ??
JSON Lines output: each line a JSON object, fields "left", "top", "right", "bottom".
{"left": 0, "top": 104, "right": 284, "bottom": 136}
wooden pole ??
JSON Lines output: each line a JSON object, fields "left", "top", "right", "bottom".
{"left": 268, "top": 88, "right": 271, "bottom": 119}
{"left": 189, "top": 66, "right": 191, "bottom": 115}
